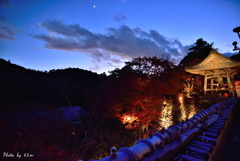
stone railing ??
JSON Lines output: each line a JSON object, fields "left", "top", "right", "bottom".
{"left": 90, "top": 98, "right": 238, "bottom": 161}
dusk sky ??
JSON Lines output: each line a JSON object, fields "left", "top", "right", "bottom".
{"left": 1, "top": 0, "right": 240, "bottom": 74}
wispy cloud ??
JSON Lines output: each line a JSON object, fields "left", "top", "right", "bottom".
{"left": 0, "top": 0, "right": 20, "bottom": 40}
{"left": 0, "top": 15, "right": 19, "bottom": 40}
{"left": 113, "top": 12, "right": 127, "bottom": 22}
{"left": 30, "top": 19, "right": 190, "bottom": 65}
{"left": 89, "top": 65, "right": 100, "bottom": 71}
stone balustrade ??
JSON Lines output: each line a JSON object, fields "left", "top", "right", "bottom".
{"left": 90, "top": 98, "right": 238, "bottom": 161}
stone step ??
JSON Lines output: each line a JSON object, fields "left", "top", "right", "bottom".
{"left": 202, "top": 131, "right": 218, "bottom": 138}
{"left": 198, "top": 135, "right": 216, "bottom": 144}
{"left": 189, "top": 143, "right": 212, "bottom": 152}
{"left": 186, "top": 146, "right": 209, "bottom": 157}
{"left": 178, "top": 154, "right": 204, "bottom": 161}
{"left": 191, "top": 140, "right": 213, "bottom": 147}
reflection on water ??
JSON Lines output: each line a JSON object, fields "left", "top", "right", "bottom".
{"left": 159, "top": 103, "right": 197, "bottom": 129}
{"left": 159, "top": 102, "right": 173, "bottom": 129}
{"left": 179, "top": 104, "right": 186, "bottom": 120}
{"left": 179, "top": 104, "right": 196, "bottom": 121}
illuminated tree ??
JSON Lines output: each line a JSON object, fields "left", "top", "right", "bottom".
{"left": 183, "top": 80, "right": 194, "bottom": 98}
{"left": 109, "top": 55, "right": 187, "bottom": 131}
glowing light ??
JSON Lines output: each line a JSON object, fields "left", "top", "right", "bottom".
{"left": 188, "top": 105, "right": 196, "bottom": 118}
{"left": 180, "top": 104, "right": 186, "bottom": 120}
{"left": 180, "top": 104, "right": 197, "bottom": 122}
{"left": 159, "top": 103, "right": 173, "bottom": 129}
{"left": 179, "top": 96, "right": 183, "bottom": 104}
{"left": 72, "top": 132, "right": 75, "bottom": 135}
{"left": 159, "top": 103, "right": 198, "bottom": 130}
{"left": 162, "top": 101, "right": 167, "bottom": 107}
{"left": 120, "top": 114, "right": 138, "bottom": 129}
{"left": 179, "top": 96, "right": 182, "bottom": 104}
{"left": 93, "top": 5, "right": 96, "bottom": 8}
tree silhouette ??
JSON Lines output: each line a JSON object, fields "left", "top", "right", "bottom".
{"left": 110, "top": 56, "right": 175, "bottom": 80}
{"left": 230, "top": 54, "right": 240, "bottom": 61}
{"left": 180, "top": 38, "right": 214, "bottom": 67}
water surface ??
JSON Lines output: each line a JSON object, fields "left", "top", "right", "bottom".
{"left": 159, "top": 103, "right": 197, "bottom": 129}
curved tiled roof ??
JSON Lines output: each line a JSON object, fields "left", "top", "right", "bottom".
{"left": 185, "top": 49, "right": 240, "bottom": 75}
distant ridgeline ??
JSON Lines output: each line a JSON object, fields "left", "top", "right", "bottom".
{"left": 0, "top": 58, "right": 107, "bottom": 110}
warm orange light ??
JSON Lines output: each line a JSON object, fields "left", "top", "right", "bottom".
{"left": 120, "top": 114, "right": 138, "bottom": 129}
{"left": 72, "top": 132, "right": 75, "bottom": 135}
{"left": 179, "top": 96, "right": 183, "bottom": 104}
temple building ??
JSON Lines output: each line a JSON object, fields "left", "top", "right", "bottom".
{"left": 185, "top": 49, "right": 240, "bottom": 96}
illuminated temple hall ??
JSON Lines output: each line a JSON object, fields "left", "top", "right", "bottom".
{"left": 186, "top": 49, "right": 240, "bottom": 96}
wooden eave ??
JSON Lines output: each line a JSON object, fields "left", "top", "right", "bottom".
{"left": 185, "top": 49, "right": 240, "bottom": 75}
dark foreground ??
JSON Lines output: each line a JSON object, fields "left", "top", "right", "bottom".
{"left": 219, "top": 101, "right": 240, "bottom": 161}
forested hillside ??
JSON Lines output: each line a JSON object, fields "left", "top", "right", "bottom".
{"left": 0, "top": 59, "right": 107, "bottom": 112}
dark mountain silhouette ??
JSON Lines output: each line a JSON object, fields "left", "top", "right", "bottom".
{"left": 0, "top": 58, "right": 107, "bottom": 112}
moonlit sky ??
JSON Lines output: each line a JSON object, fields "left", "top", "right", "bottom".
{"left": 1, "top": 0, "right": 240, "bottom": 74}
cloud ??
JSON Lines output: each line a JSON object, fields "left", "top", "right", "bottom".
{"left": 89, "top": 65, "right": 100, "bottom": 71}
{"left": 113, "top": 13, "right": 127, "bottom": 22}
{"left": 0, "top": 15, "right": 19, "bottom": 40}
{"left": 30, "top": 19, "right": 190, "bottom": 65}
{"left": 0, "top": 1, "right": 20, "bottom": 40}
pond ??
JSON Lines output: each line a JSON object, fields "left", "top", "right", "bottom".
{"left": 158, "top": 103, "right": 198, "bottom": 129}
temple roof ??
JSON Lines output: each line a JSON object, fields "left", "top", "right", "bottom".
{"left": 185, "top": 49, "right": 240, "bottom": 75}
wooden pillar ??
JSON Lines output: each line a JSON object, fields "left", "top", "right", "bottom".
{"left": 218, "top": 77, "right": 223, "bottom": 88}
{"left": 227, "top": 74, "right": 232, "bottom": 93}
{"left": 204, "top": 75, "right": 207, "bottom": 94}
{"left": 231, "top": 75, "right": 236, "bottom": 93}
{"left": 211, "top": 79, "right": 214, "bottom": 90}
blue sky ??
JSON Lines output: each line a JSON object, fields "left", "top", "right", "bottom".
{"left": 1, "top": 0, "right": 240, "bottom": 74}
